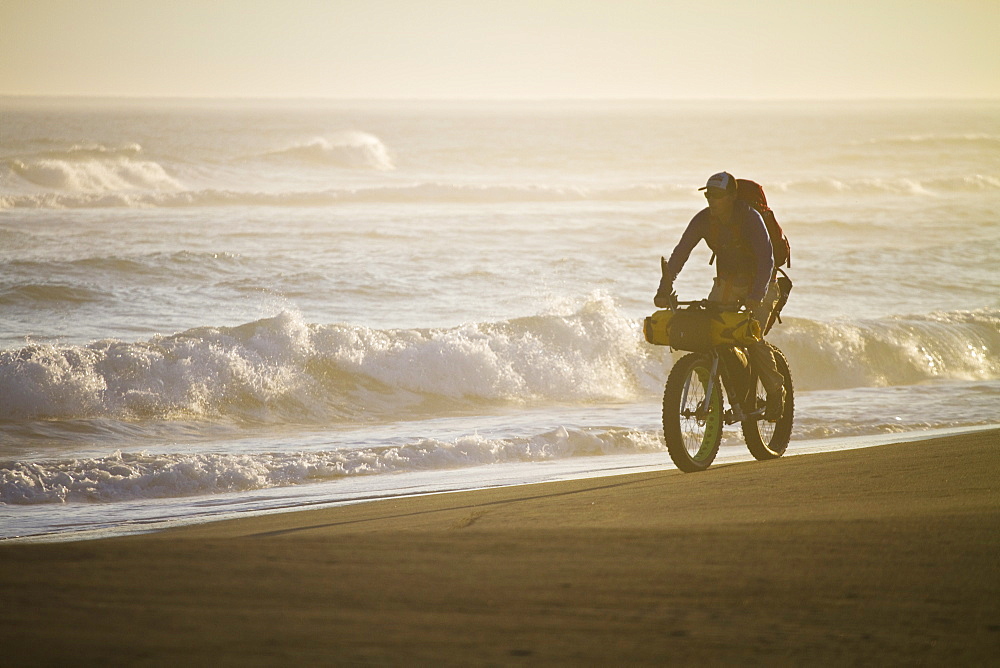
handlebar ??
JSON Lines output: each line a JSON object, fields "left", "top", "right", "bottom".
{"left": 667, "top": 298, "right": 748, "bottom": 313}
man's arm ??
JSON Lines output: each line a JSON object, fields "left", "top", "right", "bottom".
{"left": 664, "top": 209, "right": 710, "bottom": 282}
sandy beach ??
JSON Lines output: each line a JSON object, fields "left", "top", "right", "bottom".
{"left": 2, "top": 429, "right": 998, "bottom": 665}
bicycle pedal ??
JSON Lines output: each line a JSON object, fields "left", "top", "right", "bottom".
{"left": 724, "top": 407, "right": 745, "bottom": 425}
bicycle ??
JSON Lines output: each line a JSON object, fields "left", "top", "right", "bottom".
{"left": 643, "top": 298, "right": 794, "bottom": 472}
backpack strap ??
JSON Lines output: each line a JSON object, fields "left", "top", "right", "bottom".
{"left": 706, "top": 214, "right": 723, "bottom": 265}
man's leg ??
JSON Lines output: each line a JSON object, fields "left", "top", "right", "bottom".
{"left": 746, "top": 341, "right": 784, "bottom": 394}
{"left": 709, "top": 279, "right": 783, "bottom": 417}
{"left": 749, "top": 281, "right": 785, "bottom": 419}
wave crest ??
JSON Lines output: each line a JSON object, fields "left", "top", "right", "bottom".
{"left": 772, "top": 309, "right": 1000, "bottom": 389}
{"left": 261, "top": 132, "right": 395, "bottom": 170}
{"left": 0, "top": 426, "right": 664, "bottom": 504}
{"left": 0, "top": 304, "right": 996, "bottom": 424}
{"left": 775, "top": 175, "right": 1000, "bottom": 197}
{"left": 0, "top": 300, "right": 655, "bottom": 423}
{"left": 5, "top": 143, "right": 182, "bottom": 193}
{"left": 4, "top": 174, "right": 998, "bottom": 210}
{"left": 0, "top": 181, "right": 681, "bottom": 209}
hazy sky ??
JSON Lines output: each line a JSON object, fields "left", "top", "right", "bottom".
{"left": 1, "top": 0, "right": 997, "bottom": 99}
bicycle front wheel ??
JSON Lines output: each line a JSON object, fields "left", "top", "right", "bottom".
{"left": 663, "top": 353, "right": 723, "bottom": 472}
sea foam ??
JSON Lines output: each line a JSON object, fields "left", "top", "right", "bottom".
{"left": 0, "top": 182, "right": 683, "bottom": 209}
{"left": 6, "top": 143, "right": 182, "bottom": 193}
{"left": 261, "top": 132, "right": 396, "bottom": 170}
{"left": 0, "top": 302, "right": 996, "bottom": 425}
{"left": 0, "top": 426, "right": 664, "bottom": 504}
{"left": 4, "top": 174, "right": 999, "bottom": 210}
{"left": 771, "top": 309, "right": 1000, "bottom": 389}
{"left": 0, "top": 301, "right": 655, "bottom": 423}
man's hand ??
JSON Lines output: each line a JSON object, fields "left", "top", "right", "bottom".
{"left": 654, "top": 257, "right": 676, "bottom": 308}
{"left": 653, "top": 291, "right": 675, "bottom": 309}
{"left": 654, "top": 285, "right": 677, "bottom": 309}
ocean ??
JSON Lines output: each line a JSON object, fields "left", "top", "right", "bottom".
{"left": 1, "top": 97, "right": 998, "bottom": 540}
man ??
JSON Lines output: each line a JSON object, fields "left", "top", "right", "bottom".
{"left": 654, "top": 171, "right": 785, "bottom": 420}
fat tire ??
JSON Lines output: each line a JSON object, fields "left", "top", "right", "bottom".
{"left": 742, "top": 344, "right": 794, "bottom": 460}
{"left": 663, "top": 353, "right": 723, "bottom": 472}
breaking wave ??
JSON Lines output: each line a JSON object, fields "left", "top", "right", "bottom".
{"left": 260, "top": 132, "right": 395, "bottom": 170}
{"left": 771, "top": 310, "right": 1000, "bottom": 389}
{"left": 3, "top": 143, "right": 182, "bottom": 194}
{"left": 0, "top": 182, "right": 681, "bottom": 209}
{"left": 1, "top": 426, "right": 663, "bottom": 504}
{"left": 0, "top": 301, "right": 996, "bottom": 425}
{"left": 0, "top": 301, "right": 654, "bottom": 423}
{"left": 774, "top": 175, "right": 1000, "bottom": 197}
{"left": 4, "top": 175, "right": 998, "bottom": 209}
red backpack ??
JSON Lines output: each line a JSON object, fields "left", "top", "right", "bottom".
{"left": 736, "top": 179, "right": 790, "bottom": 268}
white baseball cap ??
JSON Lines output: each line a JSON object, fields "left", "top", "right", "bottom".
{"left": 698, "top": 171, "right": 737, "bottom": 194}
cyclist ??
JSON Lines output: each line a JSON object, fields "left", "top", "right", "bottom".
{"left": 654, "top": 171, "right": 785, "bottom": 419}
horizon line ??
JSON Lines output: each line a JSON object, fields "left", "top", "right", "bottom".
{"left": 2, "top": 93, "right": 999, "bottom": 104}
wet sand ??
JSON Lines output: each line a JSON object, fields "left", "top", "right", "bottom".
{"left": 2, "top": 429, "right": 998, "bottom": 665}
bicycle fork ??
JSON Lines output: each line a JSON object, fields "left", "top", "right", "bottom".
{"left": 683, "top": 352, "right": 765, "bottom": 425}
{"left": 680, "top": 354, "right": 720, "bottom": 423}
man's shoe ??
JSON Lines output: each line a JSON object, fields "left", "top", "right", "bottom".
{"left": 765, "top": 387, "right": 785, "bottom": 421}
{"left": 726, "top": 404, "right": 747, "bottom": 424}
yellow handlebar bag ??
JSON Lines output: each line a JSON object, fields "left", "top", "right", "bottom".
{"left": 643, "top": 308, "right": 761, "bottom": 353}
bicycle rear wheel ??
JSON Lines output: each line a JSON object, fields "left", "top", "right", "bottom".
{"left": 663, "top": 353, "right": 723, "bottom": 472}
{"left": 742, "top": 343, "right": 794, "bottom": 460}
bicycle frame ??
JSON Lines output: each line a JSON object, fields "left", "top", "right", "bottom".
{"left": 688, "top": 347, "right": 765, "bottom": 425}
{"left": 668, "top": 299, "right": 762, "bottom": 424}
